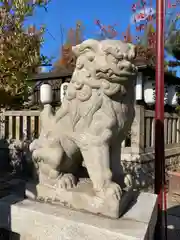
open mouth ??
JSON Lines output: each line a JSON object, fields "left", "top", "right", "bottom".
{"left": 118, "top": 71, "right": 136, "bottom": 77}
{"left": 96, "top": 69, "right": 135, "bottom": 81}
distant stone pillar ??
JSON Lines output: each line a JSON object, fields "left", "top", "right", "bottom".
{"left": 131, "top": 105, "right": 145, "bottom": 154}
{"left": 135, "top": 72, "right": 143, "bottom": 101}
{"left": 60, "top": 82, "right": 69, "bottom": 103}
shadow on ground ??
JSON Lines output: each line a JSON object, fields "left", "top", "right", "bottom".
{"left": 167, "top": 203, "right": 180, "bottom": 239}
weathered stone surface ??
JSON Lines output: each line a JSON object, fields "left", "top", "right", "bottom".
{"left": 28, "top": 39, "right": 138, "bottom": 217}
{"left": 0, "top": 192, "right": 157, "bottom": 240}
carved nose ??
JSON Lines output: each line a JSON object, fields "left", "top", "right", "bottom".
{"left": 119, "top": 60, "right": 132, "bottom": 71}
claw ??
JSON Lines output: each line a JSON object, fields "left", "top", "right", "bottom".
{"left": 57, "top": 174, "right": 77, "bottom": 190}
{"left": 96, "top": 182, "right": 122, "bottom": 201}
{"left": 106, "top": 182, "right": 122, "bottom": 201}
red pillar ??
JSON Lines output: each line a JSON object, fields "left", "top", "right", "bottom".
{"left": 154, "top": 0, "right": 167, "bottom": 239}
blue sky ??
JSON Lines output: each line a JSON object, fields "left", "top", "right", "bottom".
{"left": 27, "top": 0, "right": 143, "bottom": 61}
{"left": 26, "top": 0, "right": 179, "bottom": 75}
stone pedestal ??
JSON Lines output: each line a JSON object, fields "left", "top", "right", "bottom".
{"left": 26, "top": 179, "right": 134, "bottom": 219}
{"left": 0, "top": 192, "right": 157, "bottom": 240}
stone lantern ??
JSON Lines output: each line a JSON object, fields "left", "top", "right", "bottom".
{"left": 144, "top": 80, "right": 155, "bottom": 105}
{"left": 135, "top": 72, "right": 143, "bottom": 100}
{"left": 164, "top": 84, "right": 168, "bottom": 105}
{"left": 40, "top": 83, "right": 52, "bottom": 105}
{"left": 144, "top": 78, "right": 169, "bottom": 106}
{"left": 168, "top": 85, "right": 179, "bottom": 107}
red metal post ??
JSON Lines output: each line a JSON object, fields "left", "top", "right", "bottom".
{"left": 154, "top": 0, "right": 167, "bottom": 239}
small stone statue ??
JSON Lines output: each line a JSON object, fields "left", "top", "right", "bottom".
{"left": 27, "top": 39, "right": 138, "bottom": 218}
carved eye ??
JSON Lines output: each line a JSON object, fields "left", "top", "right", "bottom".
{"left": 88, "top": 55, "right": 95, "bottom": 62}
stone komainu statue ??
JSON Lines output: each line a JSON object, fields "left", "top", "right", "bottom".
{"left": 28, "top": 39, "right": 138, "bottom": 218}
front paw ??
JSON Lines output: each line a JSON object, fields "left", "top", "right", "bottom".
{"left": 96, "top": 182, "right": 122, "bottom": 201}
{"left": 32, "top": 148, "right": 43, "bottom": 161}
{"left": 105, "top": 182, "right": 122, "bottom": 201}
{"left": 56, "top": 174, "right": 77, "bottom": 190}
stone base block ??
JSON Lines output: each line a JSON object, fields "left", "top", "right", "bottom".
{"left": 0, "top": 192, "right": 157, "bottom": 240}
{"left": 26, "top": 180, "right": 134, "bottom": 219}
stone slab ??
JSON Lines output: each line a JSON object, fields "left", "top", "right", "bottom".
{"left": 0, "top": 192, "right": 157, "bottom": 240}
